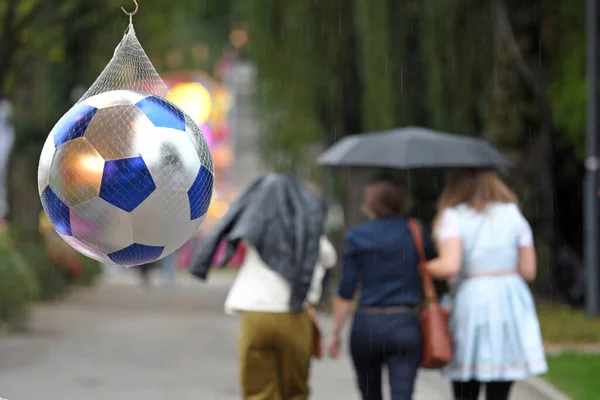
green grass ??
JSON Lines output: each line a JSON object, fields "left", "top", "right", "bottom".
{"left": 537, "top": 304, "right": 600, "bottom": 343}
{"left": 545, "top": 353, "right": 600, "bottom": 400}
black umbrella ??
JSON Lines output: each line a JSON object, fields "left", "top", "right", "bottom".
{"left": 317, "top": 126, "right": 510, "bottom": 170}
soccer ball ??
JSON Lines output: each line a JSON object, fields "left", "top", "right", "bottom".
{"left": 37, "top": 90, "right": 214, "bottom": 266}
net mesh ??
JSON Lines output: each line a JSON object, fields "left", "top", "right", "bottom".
{"left": 38, "top": 22, "right": 214, "bottom": 267}
{"left": 77, "top": 24, "right": 169, "bottom": 103}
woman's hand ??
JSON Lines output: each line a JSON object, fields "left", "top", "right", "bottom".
{"left": 328, "top": 333, "right": 341, "bottom": 359}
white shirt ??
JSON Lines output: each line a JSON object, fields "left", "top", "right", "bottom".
{"left": 224, "top": 236, "right": 337, "bottom": 315}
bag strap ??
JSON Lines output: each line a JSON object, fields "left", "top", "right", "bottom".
{"left": 408, "top": 219, "right": 438, "bottom": 302}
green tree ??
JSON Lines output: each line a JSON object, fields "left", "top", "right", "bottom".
{"left": 0, "top": 0, "right": 45, "bottom": 97}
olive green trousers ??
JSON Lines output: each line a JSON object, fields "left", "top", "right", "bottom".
{"left": 238, "top": 310, "right": 312, "bottom": 400}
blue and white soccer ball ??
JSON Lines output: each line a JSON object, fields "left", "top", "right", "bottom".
{"left": 37, "top": 90, "right": 214, "bottom": 267}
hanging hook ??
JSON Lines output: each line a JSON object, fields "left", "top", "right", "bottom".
{"left": 121, "top": 0, "right": 139, "bottom": 24}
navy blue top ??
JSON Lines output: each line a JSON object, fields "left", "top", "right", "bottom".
{"left": 337, "top": 217, "right": 434, "bottom": 308}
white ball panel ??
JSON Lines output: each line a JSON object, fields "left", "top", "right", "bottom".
{"left": 184, "top": 115, "right": 214, "bottom": 174}
{"left": 131, "top": 189, "right": 192, "bottom": 247}
{"left": 70, "top": 197, "right": 134, "bottom": 254}
{"left": 38, "top": 134, "right": 56, "bottom": 195}
{"left": 139, "top": 127, "right": 201, "bottom": 192}
{"left": 84, "top": 104, "right": 155, "bottom": 161}
{"left": 162, "top": 215, "right": 203, "bottom": 257}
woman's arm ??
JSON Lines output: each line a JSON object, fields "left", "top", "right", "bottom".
{"left": 516, "top": 211, "right": 536, "bottom": 281}
{"left": 426, "top": 237, "right": 462, "bottom": 278}
{"left": 328, "top": 294, "right": 353, "bottom": 358}
{"left": 518, "top": 246, "right": 536, "bottom": 282}
{"left": 426, "top": 209, "right": 462, "bottom": 279}
{"left": 328, "top": 233, "right": 359, "bottom": 358}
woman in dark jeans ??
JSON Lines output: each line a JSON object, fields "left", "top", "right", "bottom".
{"left": 328, "top": 178, "right": 431, "bottom": 400}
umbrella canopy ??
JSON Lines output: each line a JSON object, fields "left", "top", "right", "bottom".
{"left": 317, "top": 126, "right": 510, "bottom": 170}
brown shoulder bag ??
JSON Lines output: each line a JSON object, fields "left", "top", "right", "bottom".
{"left": 408, "top": 219, "right": 452, "bottom": 369}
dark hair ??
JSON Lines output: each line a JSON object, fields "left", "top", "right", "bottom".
{"left": 364, "top": 178, "right": 411, "bottom": 217}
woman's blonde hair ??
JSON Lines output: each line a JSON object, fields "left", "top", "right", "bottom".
{"left": 434, "top": 168, "right": 517, "bottom": 229}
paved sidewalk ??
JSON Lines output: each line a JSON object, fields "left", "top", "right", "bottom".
{"left": 0, "top": 269, "right": 559, "bottom": 399}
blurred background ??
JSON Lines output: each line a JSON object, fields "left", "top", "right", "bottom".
{"left": 0, "top": 0, "right": 588, "bottom": 300}
{"left": 0, "top": 1, "right": 598, "bottom": 398}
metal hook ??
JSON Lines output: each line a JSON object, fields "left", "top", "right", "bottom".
{"left": 121, "top": 0, "right": 139, "bottom": 24}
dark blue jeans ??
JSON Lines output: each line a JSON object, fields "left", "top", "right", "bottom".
{"left": 350, "top": 311, "right": 422, "bottom": 400}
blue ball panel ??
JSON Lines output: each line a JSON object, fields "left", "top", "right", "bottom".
{"left": 53, "top": 104, "right": 98, "bottom": 147}
{"left": 135, "top": 96, "right": 185, "bottom": 131}
{"left": 107, "top": 243, "right": 165, "bottom": 265}
{"left": 41, "top": 186, "right": 72, "bottom": 236}
{"left": 99, "top": 157, "right": 156, "bottom": 212}
{"left": 187, "top": 165, "right": 214, "bottom": 220}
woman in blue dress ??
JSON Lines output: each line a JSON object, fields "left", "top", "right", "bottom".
{"left": 427, "top": 169, "right": 547, "bottom": 400}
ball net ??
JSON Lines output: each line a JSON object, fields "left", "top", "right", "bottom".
{"left": 77, "top": 24, "right": 169, "bottom": 103}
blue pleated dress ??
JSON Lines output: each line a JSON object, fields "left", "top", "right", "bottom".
{"left": 439, "top": 203, "right": 548, "bottom": 382}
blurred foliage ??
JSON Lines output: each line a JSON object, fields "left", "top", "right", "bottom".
{"left": 16, "top": 234, "right": 102, "bottom": 301}
{"left": 18, "top": 243, "right": 70, "bottom": 301}
{"left": 0, "top": 229, "right": 38, "bottom": 331}
{"left": 355, "top": 0, "right": 395, "bottom": 131}
{"left": 239, "top": 0, "right": 498, "bottom": 171}
{"left": 236, "top": 0, "right": 589, "bottom": 298}
{"left": 538, "top": 304, "right": 600, "bottom": 343}
{"left": 545, "top": 0, "right": 587, "bottom": 159}
{"left": 423, "top": 1, "right": 495, "bottom": 135}
{"left": 0, "top": 221, "right": 103, "bottom": 331}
